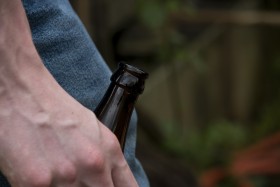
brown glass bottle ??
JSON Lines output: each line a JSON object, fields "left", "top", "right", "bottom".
{"left": 94, "top": 62, "right": 148, "bottom": 151}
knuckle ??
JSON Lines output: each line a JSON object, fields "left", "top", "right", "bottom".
{"left": 56, "top": 161, "right": 77, "bottom": 183}
{"left": 104, "top": 131, "right": 122, "bottom": 154}
{"left": 82, "top": 149, "right": 106, "bottom": 173}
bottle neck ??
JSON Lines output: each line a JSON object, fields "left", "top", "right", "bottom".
{"left": 94, "top": 83, "right": 138, "bottom": 148}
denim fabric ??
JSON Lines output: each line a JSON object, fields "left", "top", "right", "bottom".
{"left": 0, "top": 0, "right": 149, "bottom": 186}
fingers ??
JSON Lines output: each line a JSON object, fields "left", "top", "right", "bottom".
{"left": 51, "top": 159, "right": 77, "bottom": 185}
{"left": 111, "top": 161, "right": 139, "bottom": 187}
{"left": 1, "top": 110, "right": 138, "bottom": 187}
{"left": 99, "top": 124, "right": 139, "bottom": 187}
{"left": 78, "top": 166, "right": 114, "bottom": 187}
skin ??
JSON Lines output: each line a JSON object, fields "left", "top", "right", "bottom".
{"left": 0, "top": 1, "right": 139, "bottom": 187}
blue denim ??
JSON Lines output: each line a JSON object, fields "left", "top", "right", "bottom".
{"left": 0, "top": 0, "right": 149, "bottom": 186}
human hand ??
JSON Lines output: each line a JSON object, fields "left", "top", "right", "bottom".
{"left": 0, "top": 1, "right": 138, "bottom": 186}
{"left": 0, "top": 64, "right": 138, "bottom": 187}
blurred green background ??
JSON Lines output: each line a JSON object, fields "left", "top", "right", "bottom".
{"left": 70, "top": 0, "right": 280, "bottom": 186}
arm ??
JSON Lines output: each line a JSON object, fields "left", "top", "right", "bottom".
{"left": 0, "top": 1, "right": 138, "bottom": 186}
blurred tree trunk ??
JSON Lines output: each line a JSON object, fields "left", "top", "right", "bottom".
{"left": 227, "top": 27, "right": 261, "bottom": 123}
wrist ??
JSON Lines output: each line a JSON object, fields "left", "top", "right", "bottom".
{"left": 0, "top": 0, "right": 39, "bottom": 72}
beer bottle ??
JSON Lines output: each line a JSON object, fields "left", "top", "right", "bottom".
{"left": 94, "top": 62, "right": 148, "bottom": 151}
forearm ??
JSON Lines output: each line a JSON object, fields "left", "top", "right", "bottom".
{"left": 0, "top": 0, "right": 71, "bottom": 115}
{"left": 0, "top": 0, "right": 35, "bottom": 61}
{"left": 0, "top": 0, "right": 46, "bottom": 86}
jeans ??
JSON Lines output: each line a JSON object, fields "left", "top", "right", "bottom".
{"left": 0, "top": 0, "right": 149, "bottom": 186}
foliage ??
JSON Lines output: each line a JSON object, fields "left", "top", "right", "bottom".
{"left": 161, "top": 120, "right": 248, "bottom": 171}
{"left": 135, "top": 0, "right": 204, "bottom": 69}
{"left": 160, "top": 115, "right": 280, "bottom": 187}
{"left": 134, "top": 1, "right": 280, "bottom": 186}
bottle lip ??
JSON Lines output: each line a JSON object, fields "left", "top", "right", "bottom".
{"left": 110, "top": 62, "right": 148, "bottom": 94}
{"left": 119, "top": 62, "right": 149, "bottom": 79}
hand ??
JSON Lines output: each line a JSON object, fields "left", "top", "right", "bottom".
{"left": 0, "top": 83, "right": 138, "bottom": 187}
{"left": 0, "top": 1, "right": 138, "bottom": 186}
{"left": 0, "top": 50, "right": 139, "bottom": 187}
